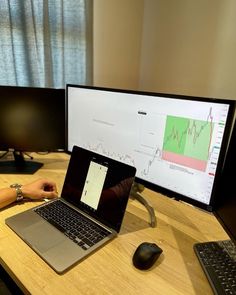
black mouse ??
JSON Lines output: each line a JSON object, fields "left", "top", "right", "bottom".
{"left": 132, "top": 242, "right": 163, "bottom": 270}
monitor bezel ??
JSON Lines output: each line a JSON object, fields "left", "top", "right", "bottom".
{"left": 214, "top": 203, "right": 236, "bottom": 245}
{"left": 0, "top": 85, "right": 66, "bottom": 174}
{"left": 66, "top": 84, "right": 235, "bottom": 211}
{"left": 213, "top": 120, "right": 236, "bottom": 244}
{"left": 0, "top": 85, "right": 66, "bottom": 152}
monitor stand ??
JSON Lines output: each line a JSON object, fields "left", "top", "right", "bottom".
{"left": 130, "top": 182, "right": 157, "bottom": 228}
{"left": 0, "top": 151, "right": 43, "bottom": 174}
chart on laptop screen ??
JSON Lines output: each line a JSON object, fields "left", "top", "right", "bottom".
{"left": 67, "top": 86, "right": 231, "bottom": 206}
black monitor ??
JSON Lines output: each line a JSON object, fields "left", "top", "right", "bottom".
{"left": 214, "top": 119, "right": 236, "bottom": 244}
{"left": 0, "top": 85, "right": 66, "bottom": 174}
{"left": 66, "top": 84, "right": 235, "bottom": 211}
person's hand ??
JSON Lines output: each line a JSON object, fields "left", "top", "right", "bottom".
{"left": 21, "top": 178, "right": 58, "bottom": 200}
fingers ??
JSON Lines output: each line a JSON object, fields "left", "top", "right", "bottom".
{"left": 41, "top": 180, "right": 58, "bottom": 199}
{"left": 42, "top": 190, "right": 58, "bottom": 199}
{"left": 43, "top": 183, "right": 57, "bottom": 193}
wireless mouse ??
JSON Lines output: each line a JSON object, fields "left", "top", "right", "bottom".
{"left": 132, "top": 242, "right": 163, "bottom": 270}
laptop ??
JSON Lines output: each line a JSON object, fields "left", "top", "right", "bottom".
{"left": 6, "top": 146, "right": 136, "bottom": 273}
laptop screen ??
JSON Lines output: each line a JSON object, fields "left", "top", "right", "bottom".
{"left": 62, "top": 146, "right": 136, "bottom": 232}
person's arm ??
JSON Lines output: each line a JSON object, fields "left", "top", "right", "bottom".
{"left": 0, "top": 178, "right": 58, "bottom": 209}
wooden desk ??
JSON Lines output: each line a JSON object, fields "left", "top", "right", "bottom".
{"left": 0, "top": 152, "right": 229, "bottom": 294}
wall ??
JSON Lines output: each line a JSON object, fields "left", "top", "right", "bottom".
{"left": 207, "top": 1, "right": 236, "bottom": 99}
{"left": 93, "top": 0, "right": 144, "bottom": 90}
{"left": 94, "top": 0, "right": 236, "bottom": 100}
{"left": 140, "top": 0, "right": 236, "bottom": 99}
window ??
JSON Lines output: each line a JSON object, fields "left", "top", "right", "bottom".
{"left": 0, "top": 0, "right": 93, "bottom": 88}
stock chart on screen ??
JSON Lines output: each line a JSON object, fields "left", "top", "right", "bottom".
{"left": 67, "top": 85, "right": 234, "bottom": 208}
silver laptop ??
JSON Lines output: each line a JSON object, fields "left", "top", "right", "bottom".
{"left": 6, "top": 145, "right": 136, "bottom": 273}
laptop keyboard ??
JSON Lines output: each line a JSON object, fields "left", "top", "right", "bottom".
{"left": 35, "top": 200, "right": 111, "bottom": 250}
{"left": 194, "top": 240, "right": 236, "bottom": 295}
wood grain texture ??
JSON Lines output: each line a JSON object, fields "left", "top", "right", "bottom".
{"left": 0, "top": 152, "right": 228, "bottom": 294}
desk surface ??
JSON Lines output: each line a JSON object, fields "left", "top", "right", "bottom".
{"left": 0, "top": 152, "right": 229, "bottom": 295}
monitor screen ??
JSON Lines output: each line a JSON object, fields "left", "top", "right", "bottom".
{"left": 66, "top": 84, "right": 235, "bottom": 211}
{"left": 0, "top": 85, "right": 66, "bottom": 173}
{"left": 214, "top": 120, "right": 236, "bottom": 244}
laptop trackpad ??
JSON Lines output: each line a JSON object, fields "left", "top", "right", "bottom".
{"left": 22, "top": 221, "right": 66, "bottom": 253}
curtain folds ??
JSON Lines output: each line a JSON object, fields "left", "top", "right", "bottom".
{"left": 0, "top": 0, "right": 93, "bottom": 88}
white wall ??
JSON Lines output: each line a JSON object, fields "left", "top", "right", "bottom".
{"left": 94, "top": 0, "right": 236, "bottom": 100}
{"left": 140, "top": 0, "right": 236, "bottom": 99}
{"left": 207, "top": 1, "right": 236, "bottom": 99}
{"left": 93, "top": 0, "right": 144, "bottom": 90}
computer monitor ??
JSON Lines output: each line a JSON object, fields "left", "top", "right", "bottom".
{"left": 0, "top": 85, "right": 66, "bottom": 174}
{"left": 66, "top": 84, "right": 235, "bottom": 211}
{"left": 214, "top": 119, "right": 236, "bottom": 244}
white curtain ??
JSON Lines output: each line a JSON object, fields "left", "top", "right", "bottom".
{"left": 0, "top": 0, "right": 93, "bottom": 88}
